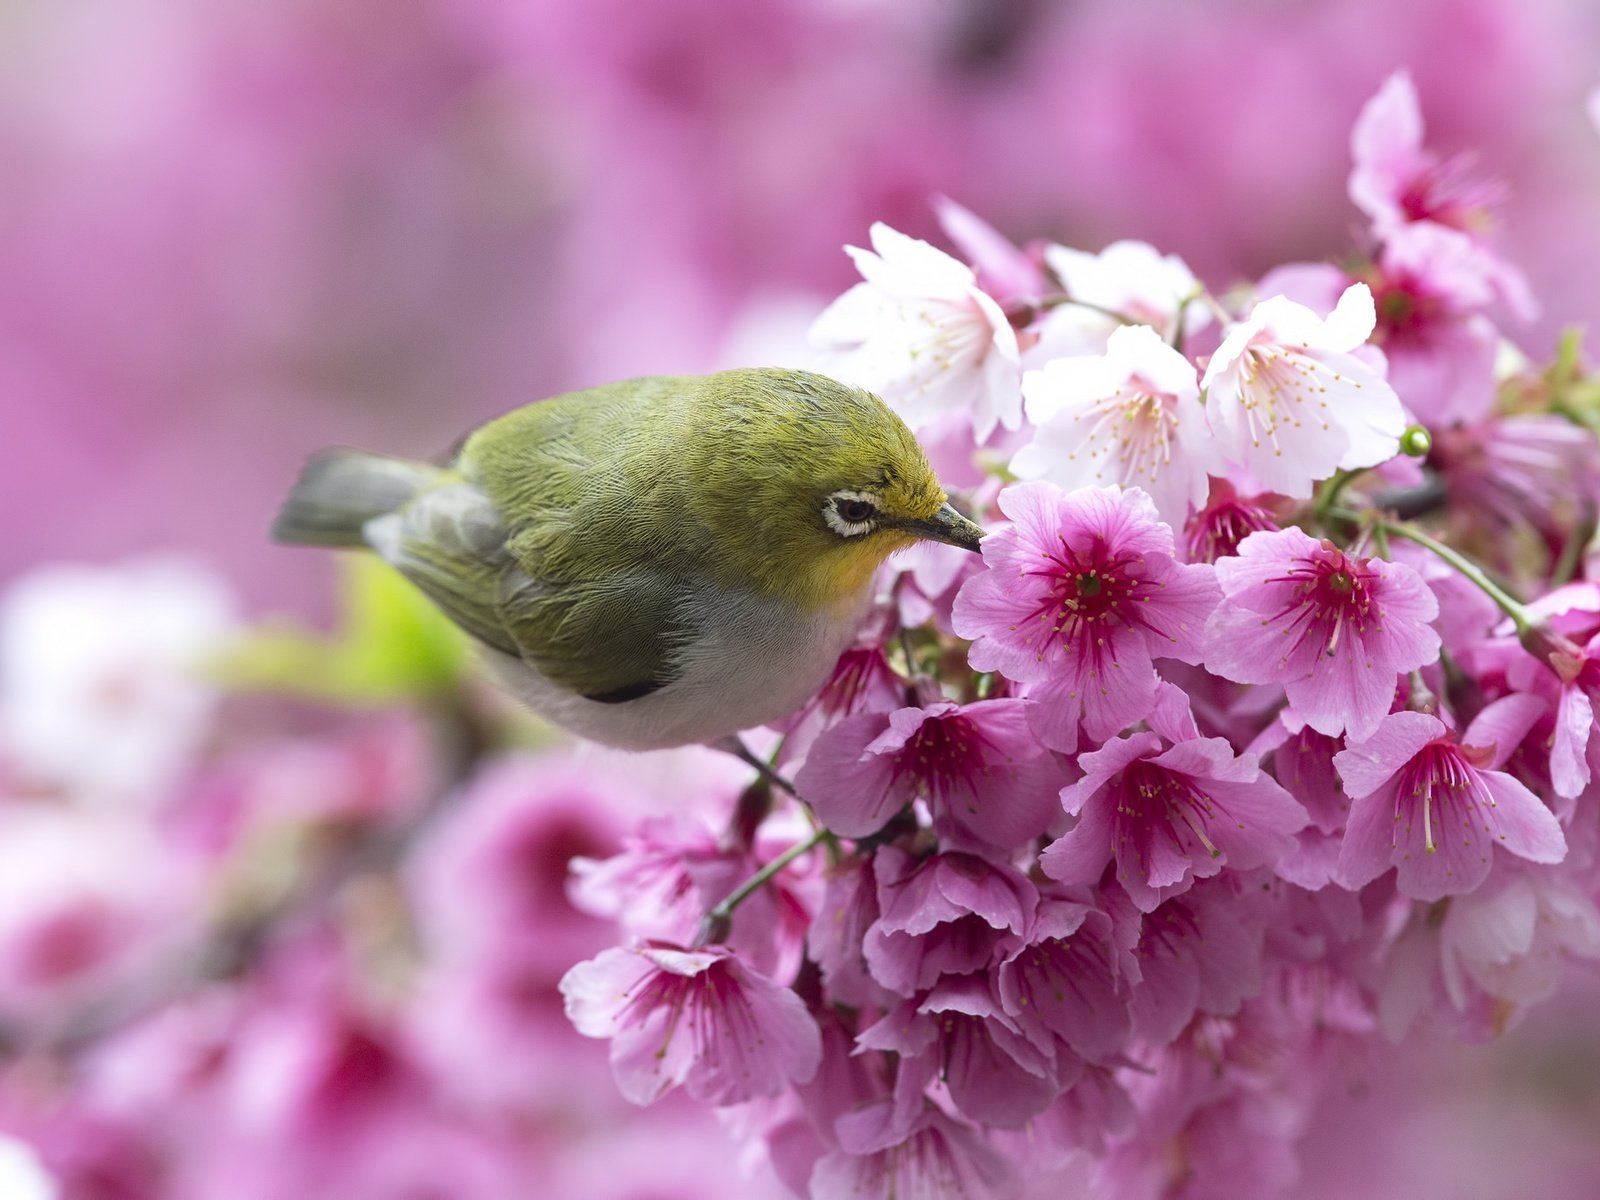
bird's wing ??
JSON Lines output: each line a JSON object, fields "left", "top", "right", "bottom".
{"left": 366, "top": 475, "right": 685, "bottom": 703}
{"left": 364, "top": 479, "right": 522, "bottom": 657}
{"left": 496, "top": 566, "right": 685, "bottom": 703}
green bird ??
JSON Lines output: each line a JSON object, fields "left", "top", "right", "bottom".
{"left": 272, "top": 367, "right": 985, "bottom": 750}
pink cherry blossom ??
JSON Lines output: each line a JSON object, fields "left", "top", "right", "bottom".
{"left": 933, "top": 195, "right": 1047, "bottom": 306}
{"left": 1201, "top": 284, "right": 1407, "bottom": 497}
{"left": 772, "top": 644, "right": 905, "bottom": 768}
{"left": 1205, "top": 527, "right": 1441, "bottom": 741}
{"left": 1041, "top": 731, "right": 1307, "bottom": 912}
{"left": 810, "top": 221, "right": 1022, "bottom": 439}
{"left": 1011, "top": 323, "right": 1217, "bottom": 529}
{"left": 560, "top": 942, "right": 821, "bottom": 1107}
{"left": 794, "top": 698, "right": 1062, "bottom": 851}
{"left": 1334, "top": 709, "right": 1566, "bottom": 901}
{"left": 862, "top": 847, "right": 1037, "bottom": 997}
{"left": 1107, "top": 878, "right": 1272, "bottom": 1044}
{"left": 567, "top": 813, "right": 815, "bottom": 980}
{"left": 952, "top": 483, "right": 1220, "bottom": 754}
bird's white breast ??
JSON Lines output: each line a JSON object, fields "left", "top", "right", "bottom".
{"left": 478, "top": 582, "right": 870, "bottom": 751}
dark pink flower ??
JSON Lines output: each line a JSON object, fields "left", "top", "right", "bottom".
{"left": 1251, "top": 715, "right": 1350, "bottom": 890}
{"left": 952, "top": 483, "right": 1220, "bottom": 753}
{"left": 1334, "top": 709, "right": 1566, "bottom": 901}
{"left": 806, "top": 855, "right": 890, "bottom": 1009}
{"left": 997, "top": 898, "right": 1130, "bottom": 1064}
{"left": 795, "top": 698, "right": 1062, "bottom": 851}
{"left": 1111, "top": 878, "right": 1270, "bottom": 1044}
{"left": 858, "top": 974, "right": 1060, "bottom": 1129}
{"left": 1042, "top": 732, "right": 1307, "bottom": 913}
{"left": 773, "top": 644, "right": 906, "bottom": 768}
{"left": 560, "top": 943, "right": 821, "bottom": 1106}
{"left": 1183, "top": 481, "right": 1279, "bottom": 564}
{"left": 813, "top": 1101, "right": 1017, "bottom": 1200}
{"left": 863, "top": 848, "right": 1037, "bottom": 997}
{"left": 1205, "top": 527, "right": 1440, "bottom": 742}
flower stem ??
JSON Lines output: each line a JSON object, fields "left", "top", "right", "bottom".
{"left": 699, "top": 830, "right": 831, "bottom": 942}
{"left": 1347, "top": 513, "right": 1535, "bottom": 635}
{"left": 1034, "top": 294, "right": 1139, "bottom": 325}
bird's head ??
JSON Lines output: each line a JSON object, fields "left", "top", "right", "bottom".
{"left": 695, "top": 369, "right": 986, "bottom": 610}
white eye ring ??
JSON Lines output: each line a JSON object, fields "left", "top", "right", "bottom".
{"left": 824, "top": 489, "right": 880, "bottom": 538}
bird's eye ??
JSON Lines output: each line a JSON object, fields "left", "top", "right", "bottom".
{"left": 824, "top": 490, "right": 880, "bottom": 537}
{"left": 837, "top": 497, "right": 876, "bottom": 524}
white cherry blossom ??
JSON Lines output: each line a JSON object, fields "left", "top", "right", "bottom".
{"left": 810, "top": 222, "right": 1022, "bottom": 439}
{"left": 1010, "top": 323, "right": 1217, "bottom": 528}
{"left": 1200, "top": 283, "right": 1405, "bottom": 497}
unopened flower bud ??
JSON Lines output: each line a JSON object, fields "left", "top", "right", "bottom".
{"left": 1400, "top": 424, "right": 1433, "bottom": 457}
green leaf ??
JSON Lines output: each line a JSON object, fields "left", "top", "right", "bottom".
{"left": 213, "top": 556, "right": 471, "bottom": 703}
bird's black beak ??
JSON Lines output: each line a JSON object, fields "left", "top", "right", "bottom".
{"left": 902, "top": 502, "right": 986, "bottom": 553}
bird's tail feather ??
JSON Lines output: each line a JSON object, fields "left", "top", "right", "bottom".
{"left": 271, "top": 451, "right": 436, "bottom": 548}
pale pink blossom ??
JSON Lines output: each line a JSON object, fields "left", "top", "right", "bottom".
{"left": 0, "top": 807, "right": 199, "bottom": 1027}
{"left": 952, "top": 483, "right": 1220, "bottom": 754}
{"left": 1201, "top": 284, "right": 1406, "bottom": 497}
{"left": 810, "top": 222, "right": 1022, "bottom": 439}
{"left": 1205, "top": 527, "right": 1440, "bottom": 741}
{"left": 1437, "top": 866, "right": 1600, "bottom": 1016}
{"left": 560, "top": 942, "right": 821, "bottom": 1106}
{"left": 1349, "top": 71, "right": 1508, "bottom": 239}
{"left": 1011, "top": 324, "right": 1217, "bottom": 528}
{"left": 1041, "top": 239, "right": 1210, "bottom": 345}
{"left": 1334, "top": 707, "right": 1566, "bottom": 901}
{"left": 1042, "top": 731, "right": 1307, "bottom": 912}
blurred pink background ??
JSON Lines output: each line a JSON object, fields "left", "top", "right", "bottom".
{"left": 4, "top": 1, "right": 1600, "bottom": 1197}
{"left": 7, "top": 0, "right": 1600, "bottom": 613}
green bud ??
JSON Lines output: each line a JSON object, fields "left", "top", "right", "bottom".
{"left": 1400, "top": 424, "right": 1432, "bottom": 458}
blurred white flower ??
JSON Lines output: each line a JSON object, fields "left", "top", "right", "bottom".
{"left": 0, "top": 1136, "right": 58, "bottom": 1200}
{"left": 1011, "top": 323, "right": 1216, "bottom": 528}
{"left": 0, "top": 557, "right": 234, "bottom": 805}
{"left": 810, "top": 222, "right": 1022, "bottom": 440}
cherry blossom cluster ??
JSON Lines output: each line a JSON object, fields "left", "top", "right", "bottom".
{"left": 560, "top": 73, "right": 1600, "bottom": 1198}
